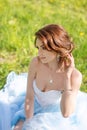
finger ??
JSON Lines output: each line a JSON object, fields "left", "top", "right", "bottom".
{"left": 64, "top": 58, "right": 70, "bottom": 67}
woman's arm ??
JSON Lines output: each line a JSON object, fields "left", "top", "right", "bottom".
{"left": 60, "top": 70, "right": 82, "bottom": 117}
{"left": 25, "top": 57, "right": 38, "bottom": 120}
{"left": 60, "top": 54, "right": 82, "bottom": 117}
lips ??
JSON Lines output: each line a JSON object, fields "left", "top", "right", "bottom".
{"left": 40, "top": 56, "right": 46, "bottom": 60}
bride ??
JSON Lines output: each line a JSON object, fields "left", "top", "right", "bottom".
{"left": 0, "top": 24, "right": 87, "bottom": 130}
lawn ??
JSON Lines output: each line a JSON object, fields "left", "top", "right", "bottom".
{"left": 0, "top": 0, "right": 87, "bottom": 92}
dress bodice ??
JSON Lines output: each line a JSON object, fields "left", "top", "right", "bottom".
{"left": 33, "top": 80, "right": 62, "bottom": 106}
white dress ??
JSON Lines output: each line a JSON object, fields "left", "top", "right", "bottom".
{"left": 0, "top": 71, "right": 87, "bottom": 130}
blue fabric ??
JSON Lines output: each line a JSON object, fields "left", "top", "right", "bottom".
{"left": 0, "top": 71, "right": 87, "bottom": 130}
{"left": 0, "top": 101, "right": 11, "bottom": 130}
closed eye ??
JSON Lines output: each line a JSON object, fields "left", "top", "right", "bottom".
{"left": 41, "top": 45, "right": 46, "bottom": 50}
{"left": 35, "top": 45, "right": 46, "bottom": 50}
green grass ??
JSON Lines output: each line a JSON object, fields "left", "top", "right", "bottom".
{"left": 0, "top": 0, "right": 87, "bottom": 92}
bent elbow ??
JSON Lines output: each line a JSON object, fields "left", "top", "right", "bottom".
{"left": 62, "top": 111, "right": 74, "bottom": 118}
{"left": 62, "top": 113, "right": 70, "bottom": 118}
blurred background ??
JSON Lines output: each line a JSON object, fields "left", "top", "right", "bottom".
{"left": 0, "top": 0, "right": 87, "bottom": 92}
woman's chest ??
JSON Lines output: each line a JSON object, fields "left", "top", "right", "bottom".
{"left": 36, "top": 69, "right": 65, "bottom": 92}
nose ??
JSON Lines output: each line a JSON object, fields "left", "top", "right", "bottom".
{"left": 38, "top": 48, "right": 43, "bottom": 56}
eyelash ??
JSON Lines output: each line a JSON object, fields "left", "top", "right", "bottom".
{"left": 36, "top": 46, "right": 39, "bottom": 49}
{"left": 36, "top": 46, "right": 46, "bottom": 50}
{"left": 42, "top": 46, "right": 46, "bottom": 50}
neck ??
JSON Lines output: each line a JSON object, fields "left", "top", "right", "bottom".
{"left": 46, "top": 58, "right": 58, "bottom": 72}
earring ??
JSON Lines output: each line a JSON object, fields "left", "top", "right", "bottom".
{"left": 57, "top": 54, "right": 60, "bottom": 61}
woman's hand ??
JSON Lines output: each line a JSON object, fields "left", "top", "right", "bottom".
{"left": 62, "top": 53, "right": 75, "bottom": 90}
{"left": 64, "top": 53, "right": 75, "bottom": 78}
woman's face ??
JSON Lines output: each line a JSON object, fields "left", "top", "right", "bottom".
{"left": 36, "top": 39, "right": 57, "bottom": 64}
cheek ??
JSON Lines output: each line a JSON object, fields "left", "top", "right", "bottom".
{"left": 51, "top": 55, "right": 56, "bottom": 60}
{"left": 44, "top": 51, "right": 57, "bottom": 59}
{"left": 50, "top": 52, "right": 57, "bottom": 58}
{"left": 48, "top": 53, "right": 57, "bottom": 60}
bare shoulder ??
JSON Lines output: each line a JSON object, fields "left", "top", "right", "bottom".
{"left": 72, "top": 68, "right": 82, "bottom": 80}
{"left": 71, "top": 68, "right": 82, "bottom": 90}
{"left": 30, "top": 56, "right": 39, "bottom": 65}
{"left": 29, "top": 56, "right": 40, "bottom": 69}
{"left": 27, "top": 56, "right": 40, "bottom": 79}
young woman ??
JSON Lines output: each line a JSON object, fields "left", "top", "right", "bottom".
{"left": 19, "top": 24, "right": 85, "bottom": 130}
{"left": 0, "top": 24, "right": 87, "bottom": 130}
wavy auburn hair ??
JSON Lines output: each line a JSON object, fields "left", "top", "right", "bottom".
{"left": 35, "top": 24, "right": 74, "bottom": 62}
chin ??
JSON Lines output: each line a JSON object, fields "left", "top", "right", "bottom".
{"left": 40, "top": 59, "right": 48, "bottom": 64}
{"left": 41, "top": 60, "right": 47, "bottom": 64}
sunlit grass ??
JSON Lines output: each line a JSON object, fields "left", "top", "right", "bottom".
{"left": 0, "top": 0, "right": 87, "bottom": 91}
